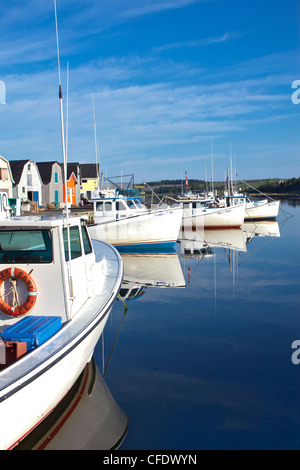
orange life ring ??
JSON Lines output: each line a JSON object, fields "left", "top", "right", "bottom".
{"left": 0, "top": 268, "right": 37, "bottom": 317}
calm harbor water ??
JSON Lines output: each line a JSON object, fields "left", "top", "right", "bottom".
{"left": 95, "top": 200, "right": 300, "bottom": 451}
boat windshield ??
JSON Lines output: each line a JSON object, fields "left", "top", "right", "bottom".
{"left": 0, "top": 230, "right": 52, "bottom": 263}
{"left": 127, "top": 199, "right": 137, "bottom": 210}
{"left": 134, "top": 199, "right": 144, "bottom": 209}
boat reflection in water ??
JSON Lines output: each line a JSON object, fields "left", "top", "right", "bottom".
{"left": 119, "top": 251, "right": 186, "bottom": 301}
{"left": 179, "top": 226, "right": 247, "bottom": 258}
{"left": 15, "top": 358, "right": 128, "bottom": 451}
{"left": 179, "top": 221, "right": 280, "bottom": 258}
{"left": 242, "top": 221, "right": 280, "bottom": 244}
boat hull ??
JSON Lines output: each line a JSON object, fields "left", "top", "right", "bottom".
{"left": 19, "top": 359, "right": 128, "bottom": 450}
{"left": 182, "top": 204, "right": 245, "bottom": 229}
{"left": 244, "top": 200, "right": 280, "bottom": 220}
{"left": 0, "top": 242, "right": 123, "bottom": 450}
{"left": 88, "top": 207, "right": 183, "bottom": 251}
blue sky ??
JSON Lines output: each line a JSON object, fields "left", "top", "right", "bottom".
{"left": 0, "top": 0, "right": 299, "bottom": 182}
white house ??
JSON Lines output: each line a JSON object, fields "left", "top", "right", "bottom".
{"left": 10, "top": 160, "right": 43, "bottom": 206}
{"left": 0, "top": 156, "right": 14, "bottom": 197}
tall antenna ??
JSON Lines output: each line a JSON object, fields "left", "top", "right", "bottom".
{"left": 54, "top": 0, "right": 68, "bottom": 212}
{"left": 54, "top": 0, "right": 74, "bottom": 302}
{"left": 211, "top": 137, "right": 214, "bottom": 194}
{"left": 92, "top": 92, "right": 100, "bottom": 191}
{"left": 230, "top": 141, "right": 233, "bottom": 195}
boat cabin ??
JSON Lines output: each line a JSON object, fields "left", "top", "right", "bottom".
{"left": 0, "top": 215, "right": 102, "bottom": 329}
{"left": 226, "top": 195, "right": 268, "bottom": 208}
{"left": 90, "top": 196, "right": 147, "bottom": 224}
{"left": 182, "top": 199, "right": 220, "bottom": 211}
{"left": 227, "top": 195, "right": 249, "bottom": 206}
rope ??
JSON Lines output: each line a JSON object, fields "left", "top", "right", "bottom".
{"left": 2, "top": 279, "right": 20, "bottom": 307}
{"left": 9, "top": 279, "right": 20, "bottom": 307}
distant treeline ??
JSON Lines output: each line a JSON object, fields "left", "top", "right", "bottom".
{"left": 144, "top": 177, "right": 300, "bottom": 195}
{"left": 257, "top": 177, "right": 300, "bottom": 194}
{"left": 146, "top": 179, "right": 213, "bottom": 195}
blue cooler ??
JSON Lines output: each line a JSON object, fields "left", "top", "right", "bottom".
{"left": 1, "top": 316, "right": 62, "bottom": 351}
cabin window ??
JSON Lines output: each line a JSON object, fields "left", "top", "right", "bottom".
{"left": 116, "top": 201, "right": 127, "bottom": 211}
{"left": 63, "top": 226, "right": 82, "bottom": 261}
{"left": 0, "top": 230, "right": 52, "bottom": 263}
{"left": 96, "top": 202, "right": 103, "bottom": 212}
{"left": 104, "top": 202, "right": 112, "bottom": 212}
{"left": 81, "top": 226, "right": 93, "bottom": 255}
{"left": 134, "top": 199, "right": 144, "bottom": 209}
{"left": 127, "top": 200, "right": 136, "bottom": 210}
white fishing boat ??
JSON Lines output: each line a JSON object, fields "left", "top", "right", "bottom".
{"left": 0, "top": 1, "right": 123, "bottom": 451}
{"left": 227, "top": 194, "right": 280, "bottom": 220}
{"left": 0, "top": 214, "right": 123, "bottom": 450}
{"left": 88, "top": 196, "right": 183, "bottom": 251}
{"left": 180, "top": 199, "right": 245, "bottom": 229}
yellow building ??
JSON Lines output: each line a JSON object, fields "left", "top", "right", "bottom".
{"left": 80, "top": 163, "right": 100, "bottom": 201}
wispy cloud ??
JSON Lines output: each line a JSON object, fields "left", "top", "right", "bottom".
{"left": 154, "top": 32, "right": 246, "bottom": 53}
{"left": 119, "top": 0, "right": 202, "bottom": 20}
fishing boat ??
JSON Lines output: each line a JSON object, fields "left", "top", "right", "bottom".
{"left": 0, "top": 212, "right": 123, "bottom": 450}
{"left": 88, "top": 195, "right": 183, "bottom": 251}
{"left": 0, "top": 0, "right": 123, "bottom": 451}
{"left": 227, "top": 194, "right": 280, "bottom": 220}
{"left": 180, "top": 199, "right": 245, "bottom": 229}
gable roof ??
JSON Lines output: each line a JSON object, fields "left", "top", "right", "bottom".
{"left": 36, "top": 161, "right": 62, "bottom": 184}
{"left": 80, "top": 163, "right": 99, "bottom": 179}
{"left": 9, "top": 160, "right": 31, "bottom": 185}
{"left": 66, "top": 162, "right": 80, "bottom": 179}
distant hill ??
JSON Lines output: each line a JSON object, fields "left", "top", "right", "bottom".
{"left": 254, "top": 177, "right": 300, "bottom": 195}
{"left": 141, "top": 178, "right": 300, "bottom": 196}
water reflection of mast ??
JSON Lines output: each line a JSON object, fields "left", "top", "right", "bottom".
{"left": 213, "top": 249, "right": 217, "bottom": 316}
{"left": 102, "top": 295, "right": 128, "bottom": 378}
{"left": 224, "top": 248, "right": 240, "bottom": 297}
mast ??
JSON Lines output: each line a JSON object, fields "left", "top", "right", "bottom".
{"left": 54, "top": 0, "right": 74, "bottom": 303}
{"left": 211, "top": 137, "right": 214, "bottom": 194}
{"left": 92, "top": 92, "right": 100, "bottom": 192}
{"left": 230, "top": 141, "right": 234, "bottom": 195}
